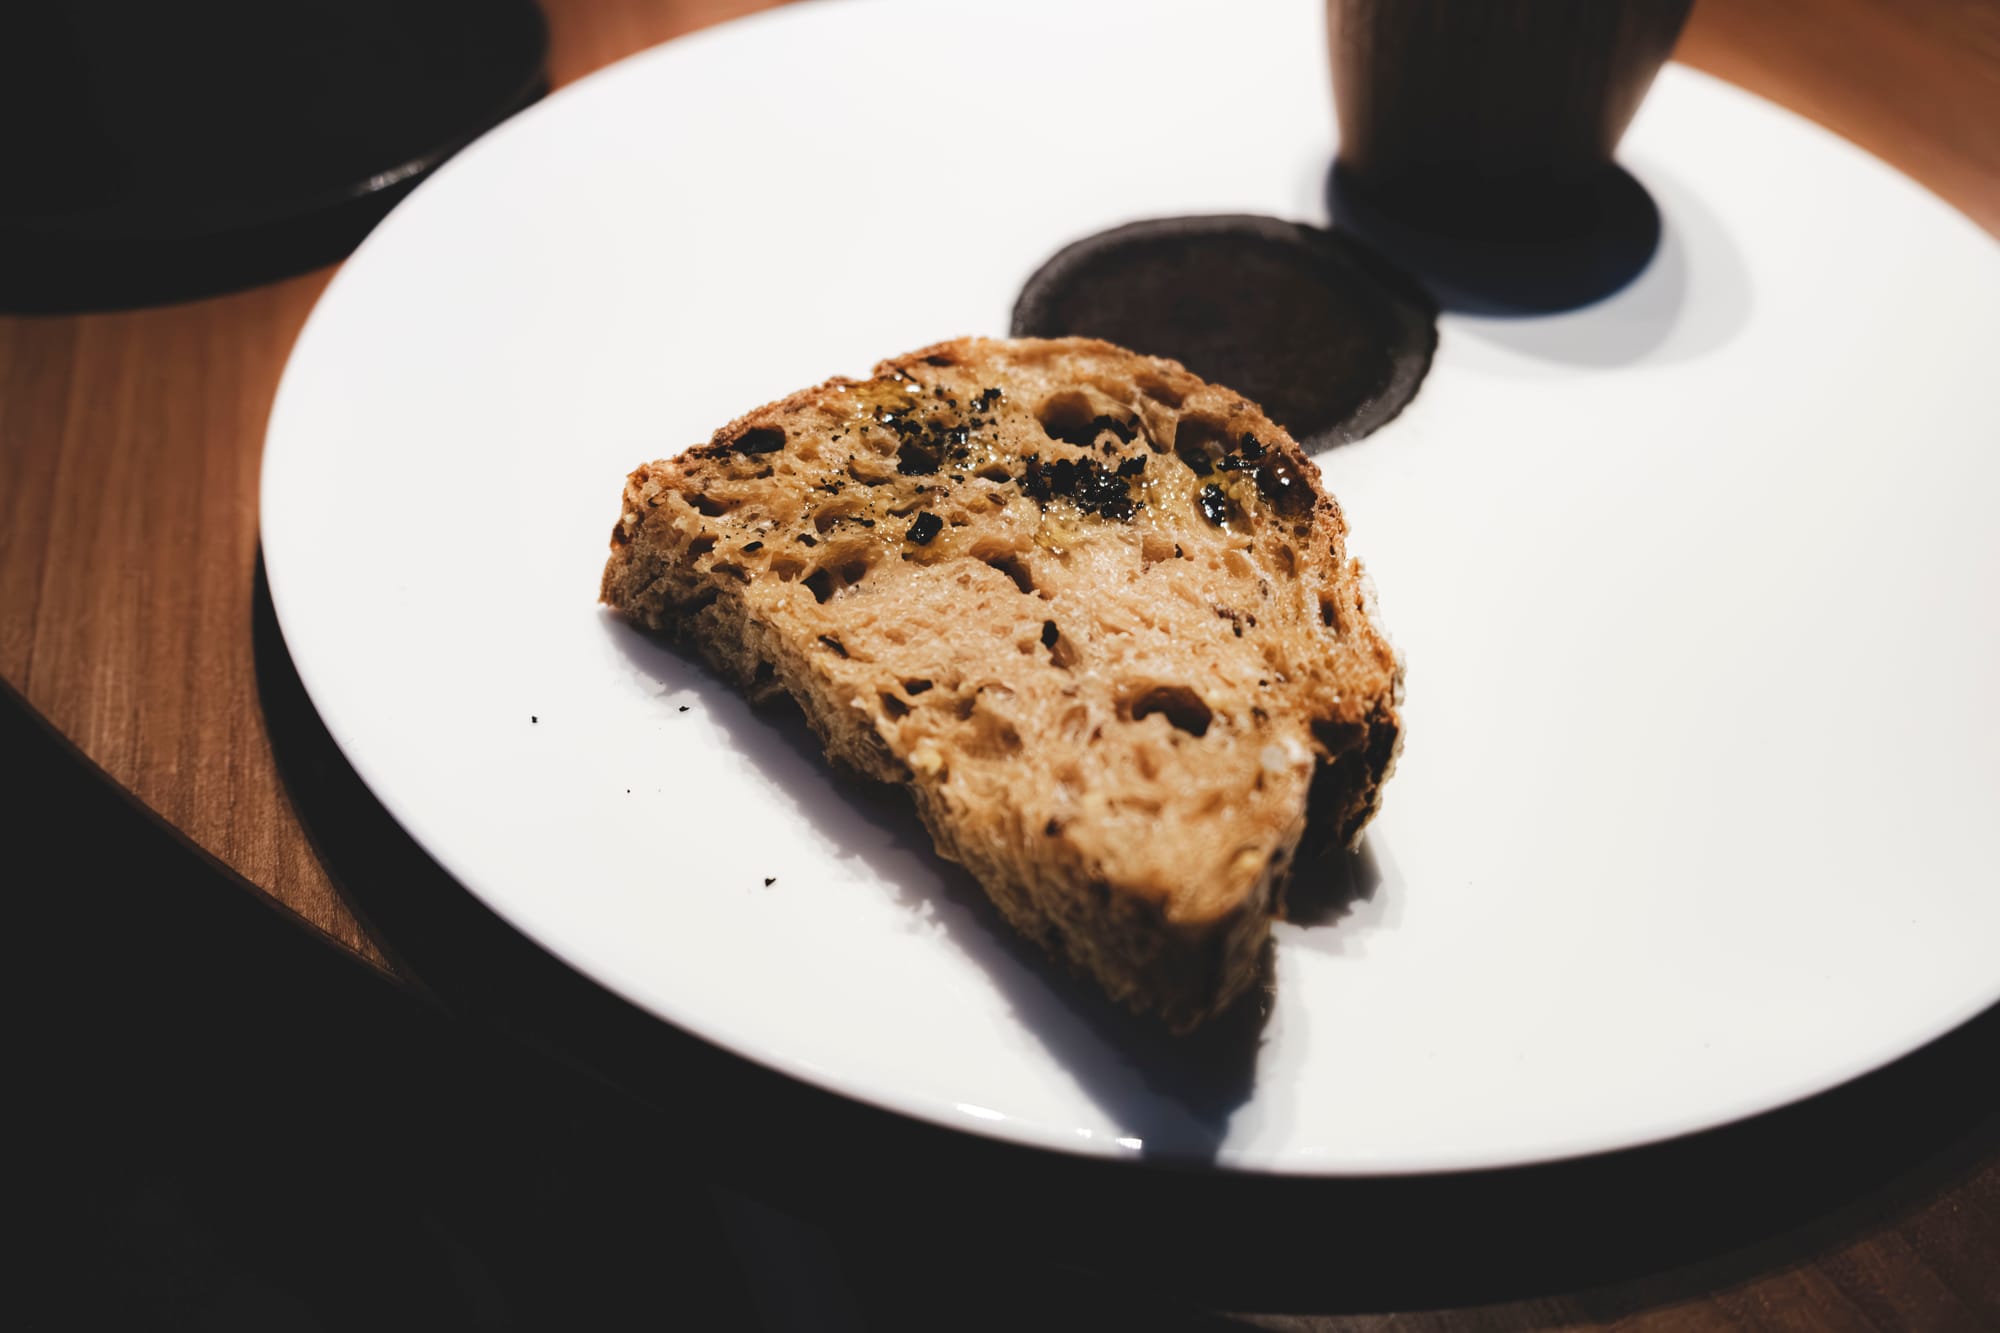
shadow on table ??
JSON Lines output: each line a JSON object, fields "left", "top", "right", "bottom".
{"left": 239, "top": 559, "right": 1996, "bottom": 1318}
{"left": 9, "top": 680, "right": 764, "bottom": 1330}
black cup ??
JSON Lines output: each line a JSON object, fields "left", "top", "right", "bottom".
{"left": 1328, "top": 0, "right": 1692, "bottom": 230}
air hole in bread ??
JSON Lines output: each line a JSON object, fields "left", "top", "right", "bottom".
{"left": 803, "top": 569, "right": 834, "bottom": 603}
{"left": 768, "top": 555, "right": 805, "bottom": 581}
{"left": 1173, "top": 414, "right": 1229, "bottom": 473}
{"left": 1036, "top": 388, "right": 1137, "bottom": 449}
{"left": 1042, "top": 620, "right": 1081, "bottom": 669}
{"left": 1036, "top": 390, "right": 1098, "bottom": 445}
{"left": 813, "top": 504, "right": 866, "bottom": 533}
{"left": 903, "top": 678, "right": 933, "bottom": 695}
{"left": 980, "top": 552, "right": 1037, "bottom": 596}
{"left": 1126, "top": 685, "right": 1213, "bottom": 738}
{"left": 965, "top": 714, "right": 1023, "bottom": 757}
{"left": 1320, "top": 597, "right": 1342, "bottom": 630}
{"left": 687, "top": 536, "right": 717, "bottom": 558}
{"left": 974, "top": 461, "right": 1011, "bottom": 482}
{"left": 730, "top": 426, "right": 787, "bottom": 456}
{"left": 1135, "top": 372, "right": 1185, "bottom": 408}
{"left": 1140, "top": 533, "right": 1177, "bottom": 567}
{"left": 880, "top": 691, "right": 910, "bottom": 718}
{"left": 838, "top": 559, "right": 869, "bottom": 587}
{"left": 690, "top": 493, "right": 733, "bottom": 517}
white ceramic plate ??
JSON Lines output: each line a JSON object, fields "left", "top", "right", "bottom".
{"left": 262, "top": 0, "right": 2000, "bottom": 1174}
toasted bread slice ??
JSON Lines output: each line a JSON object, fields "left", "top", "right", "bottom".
{"left": 601, "top": 337, "right": 1401, "bottom": 1031}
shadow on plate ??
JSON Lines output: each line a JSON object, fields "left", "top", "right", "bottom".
{"left": 1326, "top": 158, "right": 1753, "bottom": 368}
{"left": 602, "top": 612, "right": 1393, "bottom": 1164}
{"left": 1326, "top": 161, "right": 1664, "bottom": 317}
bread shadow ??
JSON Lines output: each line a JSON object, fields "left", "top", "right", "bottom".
{"left": 606, "top": 614, "right": 1374, "bottom": 1165}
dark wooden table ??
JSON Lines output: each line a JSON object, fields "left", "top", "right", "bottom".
{"left": 5, "top": 1, "right": 1996, "bottom": 1326}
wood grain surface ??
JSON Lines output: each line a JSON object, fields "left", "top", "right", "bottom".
{"left": 2, "top": 0, "right": 1994, "bottom": 1328}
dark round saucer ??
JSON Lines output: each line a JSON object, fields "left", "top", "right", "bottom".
{"left": 1013, "top": 214, "right": 1437, "bottom": 449}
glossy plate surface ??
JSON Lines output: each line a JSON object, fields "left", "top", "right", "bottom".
{"left": 263, "top": 0, "right": 2000, "bottom": 1173}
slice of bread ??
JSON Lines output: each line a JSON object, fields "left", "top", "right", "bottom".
{"left": 601, "top": 337, "right": 1401, "bottom": 1031}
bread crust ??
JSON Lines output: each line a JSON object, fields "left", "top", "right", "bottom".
{"left": 602, "top": 337, "right": 1402, "bottom": 1031}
